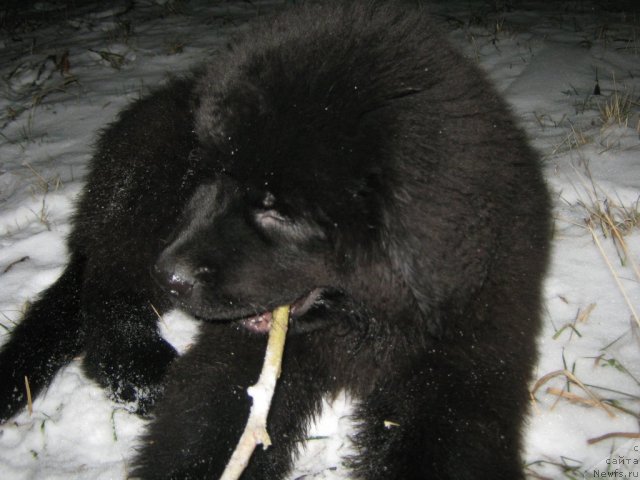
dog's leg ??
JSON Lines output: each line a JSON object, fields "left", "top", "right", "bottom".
{"left": 351, "top": 346, "right": 529, "bottom": 480}
{"left": 81, "top": 278, "right": 176, "bottom": 416}
{"left": 0, "top": 256, "right": 85, "bottom": 422}
{"left": 132, "top": 323, "right": 332, "bottom": 479}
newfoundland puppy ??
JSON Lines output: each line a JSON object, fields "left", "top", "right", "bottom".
{"left": 0, "top": 2, "right": 550, "bottom": 479}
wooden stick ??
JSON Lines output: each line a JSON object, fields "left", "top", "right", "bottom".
{"left": 220, "top": 305, "right": 290, "bottom": 480}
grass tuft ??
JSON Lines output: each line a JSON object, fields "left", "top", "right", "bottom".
{"left": 550, "top": 124, "right": 592, "bottom": 155}
{"left": 599, "top": 87, "right": 638, "bottom": 128}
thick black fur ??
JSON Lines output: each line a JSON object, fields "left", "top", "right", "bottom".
{"left": 0, "top": 2, "right": 551, "bottom": 479}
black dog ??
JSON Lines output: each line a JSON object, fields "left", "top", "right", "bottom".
{"left": 0, "top": 2, "right": 550, "bottom": 479}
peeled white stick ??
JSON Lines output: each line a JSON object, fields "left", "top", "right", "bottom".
{"left": 219, "top": 305, "right": 290, "bottom": 480}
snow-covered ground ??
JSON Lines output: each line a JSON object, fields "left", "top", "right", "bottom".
{"left": 0, "top": 1, "right": 639, "bottom": 478}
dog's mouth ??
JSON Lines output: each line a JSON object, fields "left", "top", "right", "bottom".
{"left": 239, "top": 288, "right": 324, "bottom": 333}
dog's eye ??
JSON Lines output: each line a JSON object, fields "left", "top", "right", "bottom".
{"left": 254, "top": 208, "right": 326, "bottom": 242}
{"left": 255, "top": 209, "right": 288, "bottom": 227}
{"left": 255, "top": 191, "right": 289, "bottom": 229}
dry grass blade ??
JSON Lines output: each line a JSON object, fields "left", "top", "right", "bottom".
{"left": 546, "top": 387, "right": 603, "bottom": 408}
{"left": 550, "top": 124, "right": 591, "bottom": 155}
{"left": 531, "top": 369, "right": 616, "bottom": 417}
{"left": 573, "top": 163, "right": 640, "bottom": 243}
{"left": 596, "top": 199, "right": 640, "bottom": 270}
{"left": 577, "top": 303, "right": 597, "bottom": 323}
{"left": 546, "top": 387, "right": 635, "bottom": 417}
{"left": 600, "top": 89, "right": 637, "bottom": 128}
{"left": 149, "top": 303, "right": 163, "bottom": 321}
{"left": 25, "top": 376, "right": 33, "bottom": 416}
{"left": 587, "top": 431, "right": 640, "bottom": 445}
{"left": 586, "top": 220, "right": 640, "bottom": 330}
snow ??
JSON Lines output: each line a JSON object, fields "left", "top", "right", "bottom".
{"left": 0, "top": 1, "right": 639, "bottom": 478}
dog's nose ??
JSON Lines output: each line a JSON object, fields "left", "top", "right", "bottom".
{"left": 152, "top": 256, "right": 195, "bottom": 298}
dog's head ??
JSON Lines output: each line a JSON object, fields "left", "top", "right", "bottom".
{"left": 150, "top": 9, "right": 493, "bottom": 336}
{"left": 152, "top": 171, "right": 343, "bottom": 332}
{"left": 150, "top": 26, "right": 419, "bottom": 333}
